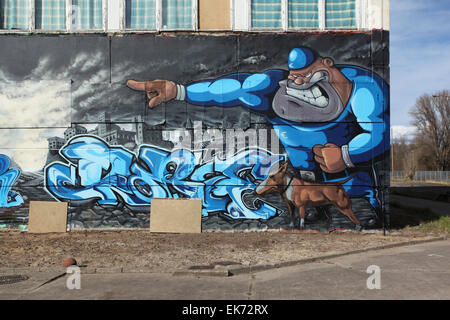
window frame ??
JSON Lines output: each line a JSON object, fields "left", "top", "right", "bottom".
{"left": 120, "top": 0, "right": 198, "bottom": 32}
{"left": 0, "top": 0, "right": 198, "bottom": 33}
{"left": 0, "top": 0, "right": 108, "bottom": 33}
{"left": 248, "top": 0, "right": 285, "bottom": 32}
{"left": 238, "top": 0, "right": 366, "bottom": 32}
{"left": 0, "top": 0, "right": 368, "bottom": 33}
{"left": 0, "top": 0, "right": 34, "bottom": 32}
{"left": 68, "top": 0, "right": 108, "bottom": 33}
{"left": 324, "top": 0, "right": 360, "bottom": 30}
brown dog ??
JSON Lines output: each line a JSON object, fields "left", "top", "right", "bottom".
{"left": 256, "top": 163, "right": 361, "bottom": 229}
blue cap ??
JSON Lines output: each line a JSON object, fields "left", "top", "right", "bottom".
{"left": 288, "top": 48, "right": 315, "bottom": 70}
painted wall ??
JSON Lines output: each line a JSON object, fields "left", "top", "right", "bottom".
{"left": 0, "top": 31, "right": 389, "bottom": 231}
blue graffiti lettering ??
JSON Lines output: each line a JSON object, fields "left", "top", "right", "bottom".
{"left": 45, "top": 135, "right": 285, "bottom": 219}
{"left": 0, "top": 154, "right": 24, "bottom": 208}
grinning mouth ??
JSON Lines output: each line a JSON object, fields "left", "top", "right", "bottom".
{"left": 286, "top": 84, "right": 329, "bottom": 108}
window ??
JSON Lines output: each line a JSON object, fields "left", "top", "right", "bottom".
{"left": 0, "top": 0, "right": 363, "bottom": 33}
{"left": 246, "top": 0, "right": 357, "bottom": 31}
{"left": 72, "top": 0, "right": 103, "bottom": 30}
{"left": 35, "top": 0, "right": 66, "bottom": 30}
{"left": 0, "top": 0, "right": 106, "bottom": 31}
{"left": 325, "top": 0, "right": 356, "bottom": 29}
{"left": 251, "top": 0, "right": 282, "bottom": 29}
{"left": 289, "top": 0, "right": 319, "bottom": 29}
{"left": 124, "top": 0, "right": 194, "bottom": 31}
{"left": 162, "top": 0, "right": 192, "bottom": 29}
{"left": 125, "top": 0, "right": 156, "bottom": 30}
{"left": 0, "top": 0, "right": 30, "bottom": 30}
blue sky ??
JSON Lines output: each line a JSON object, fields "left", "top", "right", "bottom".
{"left": 390, "top": 0, "right": 450, "bottom": 137}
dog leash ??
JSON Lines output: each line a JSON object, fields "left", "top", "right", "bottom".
{"left": 281, "top": 174, "right": 294, "bottom": 195}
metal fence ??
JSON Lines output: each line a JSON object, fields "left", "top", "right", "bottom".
{"left": 391, "top": 171, "right": 450, "bottom": 183}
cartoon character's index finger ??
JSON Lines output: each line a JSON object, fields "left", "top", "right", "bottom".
{"left": 126, "top": 80, "right": 155, "bottom": 92}
{"left": 312, "top": 144, "right": 324, "bottom": 156}
{"left": 126, "top": 80, "right": 145, "bottom": 91}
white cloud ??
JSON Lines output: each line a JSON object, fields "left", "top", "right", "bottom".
{"left": 79, "top": 52, "right": 105, "bottom": 73}
{"left": 0, "top": 50, "right": 110, "bottom": 171}
{"left": 391, "top": 125, "right": 417, "bottom": 140}
{"left": 0, "top": 128, "right": 66, "bottom": 172}
{"left": 0, "top": 80, "right": 71, "bottom": 128}
{"left": 111, "top": 61, "right": 160, "bottom": 82}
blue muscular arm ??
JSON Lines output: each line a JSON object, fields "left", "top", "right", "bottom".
{"left": 340, "top": 67, "right": 390, "bottom": 167}
{"left": 178, "top": 70, "right": 287, "bottom": 112}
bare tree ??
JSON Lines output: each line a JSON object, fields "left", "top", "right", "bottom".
{"left": 404, "top": 149, "right": 416, "bottom": 180}
{"left": 409, "top": 90, "right": 449, "bottom": 171}
{"left": 391, "top": 134, "right": 410, "bottom": 171}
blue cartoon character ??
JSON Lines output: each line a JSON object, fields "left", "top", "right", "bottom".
{"left": 127, "top": 48, "right": 389, "bottom": 229}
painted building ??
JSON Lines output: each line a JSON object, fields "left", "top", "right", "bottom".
{"left": 47, "top": 137, "right": 65, "bottom": 150}
{"left": 89, "top": 112, "right": 137, "bottom": 147}
{"left": 0, "top": 0, "right": 390, "bottom": 232}
{"left": 64, "top": 125, "right": 88, "bottom": 142}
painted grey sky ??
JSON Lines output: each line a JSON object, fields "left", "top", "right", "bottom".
{"left": 390, "top": 0, "right": 450, "bottom": 127}
{"left": 0, "top": 33, "right": 388, "bottom": 169}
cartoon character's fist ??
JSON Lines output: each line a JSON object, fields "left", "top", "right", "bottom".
{"left": 313, "top": 143, "right": 347, "bottom": 173}
{"left": 127, "top": 79, "right": 177, "bottom": 108}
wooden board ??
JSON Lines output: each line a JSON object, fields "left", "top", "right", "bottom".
{"left": 28, "top": 201, "right": 68, "bottom": 233}
{"left": 150, "top": 198, "right": 202, "bottom": 234}
{"left": 199, "top": 0, "right": 230, "bottom": 30}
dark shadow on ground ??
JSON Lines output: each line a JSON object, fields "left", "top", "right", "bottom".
{"left": 389, "top": 200, "right": 441, "bottom": 229}
{"left": 390, "top": 186, "right": 450, "bottom": 203}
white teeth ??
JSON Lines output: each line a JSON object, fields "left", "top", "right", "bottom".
{"left": 304, "top": 89, "right": 314, "bottom": 98}
{"left": 286, "top": 87, "right": 301, "bottom": 99}
{"left": 312, "top": 86, "right": 322, "bottom": 98}
{"left": 286, "top": 85, "right": 329, "bottom": 108}
{"left": 315, "top": 96, "right": 328, "bottom": 108}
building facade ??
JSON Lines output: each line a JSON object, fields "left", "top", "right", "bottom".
{"left": 89, "top": 112, "right": 137, "bottom": 146}
{"left": 47, "top": 137, "right": 65, "bottom": 150}
{"left": 0, "top": 0, "right": 390, "bottom": 232}
{"left": 64, "top": 125, "right": 88, "bottom": 141}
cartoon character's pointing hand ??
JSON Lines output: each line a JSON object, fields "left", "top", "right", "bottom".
{"left": 127, "top": 79, "right": 177, "bottom": 108}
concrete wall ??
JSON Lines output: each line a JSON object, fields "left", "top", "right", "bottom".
{"left": 368, "top": 0, "right": 390, "bottom": 30}
{"left": 0, "top": 30, "right": 390, "bottom": 231}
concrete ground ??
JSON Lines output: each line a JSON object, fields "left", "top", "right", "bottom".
{"left": 1, "top": 239, "right": 449, "bottom": 300}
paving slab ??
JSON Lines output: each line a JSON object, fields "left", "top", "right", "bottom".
{"left": 20, "top": 272, "right": 250, "bottom": 300}
{"left": 0, "top": 272, "right": 66, "bottom": 300}
{"left": 252, "top": 240, "right": 450, "bottom": 300}
{"left": 2, "top": 240, "right": 449, "bottom": 300}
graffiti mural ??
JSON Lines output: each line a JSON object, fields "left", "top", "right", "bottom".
{"left": 0, "top": 32, "right": 389, "bottom": 231}
{"left": 45, "top": 135, "right": 285, "bottom": 219}
{"left": 126, "top": 47, "right": 389, "bottom": 229}
{"left": 0, "top": 155, "right": 23, "bottom": 208}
